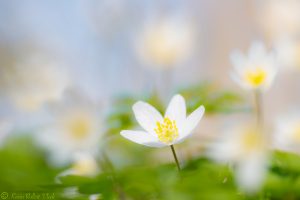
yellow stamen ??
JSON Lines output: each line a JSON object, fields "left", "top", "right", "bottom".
{"left": 244, "top": 67, "right": 267, "bottom": 87}
{"left": 72, "top": 159, "right": 98, "bottom": 175}
{"left": 67, "top": 117, "right": 92, "bottom": 139}
{"left": 240, "top": 130, "right": 264, "bottom": 154}
{"left": 154, "top": 117, "right": 178, "bottom": 144}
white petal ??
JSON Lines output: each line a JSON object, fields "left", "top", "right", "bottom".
{"left": 236, "top": 154, "right": 267, "bottom": 193}
{"left": 207, "top": 140, "right": 240, "bottom": 163}
{"left": 230, "top": 50, "right": 247, "bottom": 73}
{"left": 132, "top": 101, "right": 163, "bottom": 136}
{"left": 248, "top": 41, "right": 267, "bottom": 62}
{"left": 230, "top": 72, "right": 251, "bottom": 90}
{"left": 165, "top": 94, "right": 186, "bottom": 129}
{"left": 120, "top": 130, "right": 165, "bottom": 147}
{"left": 175, "top": 105, "right": 205, "bottom": 143}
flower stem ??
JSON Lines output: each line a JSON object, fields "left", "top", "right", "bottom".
{"left": 254, "top": 90, "right": 263, "bottom": 131}
{"left": 101, "top": 152, "right": 126, "bottom": 200}
{"left": 170, "top": 145, "right": 181, "bottom": 171}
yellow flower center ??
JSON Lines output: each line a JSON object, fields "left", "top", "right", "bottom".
{"left": 244, "top": 68, "right": 267, "bottom": 87}
{"left": 145, "top": 32, "right": 179, "bottom": 66}
{"left": 154, "top": 117, "right": 178, "bottom": 144}
{"left": 72, "top": 158, "right": 98, "bottom": 175}
{"left": 240, "top": 130, "right": 264, "bottom": 154}
{"left": 67, "top": 117, "right": 92, "bottom": 140}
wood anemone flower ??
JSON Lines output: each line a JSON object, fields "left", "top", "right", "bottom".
{"left": 120, "top": 94, "right": 205, "bottom": 147}
{"left": 230, "top": 41, "right": 278, "bottom": 91}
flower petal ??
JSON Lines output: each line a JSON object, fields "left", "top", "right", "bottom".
{"left": 132, "top": 101, "right": 163, "bottom": 136}
{"left": 236, "top": 153, "right": 267, "bottom": 193}
{"left": 230, "top": 50, "right": 247, "bottom": 73}
{"left": 165, "top": 94, "right": 186, "bottom": 129}
{"left": 207, "top": 139, "right": 240, "bottom": 163}
{"left": 230, "top": 72, "right": 251, "bottom": 90}
{"left": 175, "top": 105, "right": 205, "bottom": 143}
{"left": 120, "top": 130, "right": 165, "bottom": 147}
{"left": 248, "top": 41, "right": 267, "bottom": 62}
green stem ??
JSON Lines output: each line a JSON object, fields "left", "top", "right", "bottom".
{"left": 254, "top": 90, "right": 263, "bottom": 131}
{"left": 170, "top": 145, "right": 181, "bottom": 171}
{"left": 101, "top": 152, "right": 126, "bottom": 200}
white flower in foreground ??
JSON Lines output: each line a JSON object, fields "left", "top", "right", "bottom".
{"left": 0, "top": 55, "right": 70, "bottom": 111}
{"left": 208, "top": 125, "right": 269, "bottom": 193}
{"left": 36, "top": 92, "right": 103, "bottom": 166}
{"left": 274, "top": 113, "right": 300, "bottom": 153}
{"left": 120, "top": 94, "right": 205, "bottom": 147}
{"left": 136, "top": 17, "right": 194, "bottom": 69}
{"left": 230, "top": 41, "right": 278, "bottom": 91}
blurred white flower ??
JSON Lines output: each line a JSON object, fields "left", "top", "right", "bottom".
{"left": 121, "top": 94, "right": 204, "bottom": 147}
{"left": 274, "top": 113, "right": 300, "bottom": 153}
{"left": 275, "top": 38, "right": 300, "bottom": 70}
{"left": 89, "top": 194, "right": 102, "bottom": 200}
{"left": 136, "top": 17, "right": 194, "bottom": 69}
{"left": 0, "top": 55, "right": 70, "bottom": 111}
{"left": 207, "top": 125, "right": 269, "bottom": 193}
{"left": 260, "top": 0, "right": 300, "bottom": 39}
{"left": 57, "top": 152, "right": 99, "bottom": 178}
{"left": 230, "top": 41, "right": 278, "bottom": 91}
{"left": 62, "top": 187, "right": 80, "bottom": 199}
{"left": 36, "top": 91, "right": 103, "bottom": 166}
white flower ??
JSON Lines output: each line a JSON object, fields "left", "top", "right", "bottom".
{"left": 120, "top": 94, "right": 205, "bottom": 147}
{"left": 36, "top": 91, "right": 103, "bottom": 166}
{"left": 62, "top": 187, "right": 80, "bottom": 199}
{"left": 0, "top": 54, "right": 70, "bottom": 111}
{"left": 230, "top": 41, "right": 278, "bottom": 91}
{"left": 274, "top": 113, "right": 300, "bottom": 153}
{"left": 136, "top": 17, "right": 194, "bottom": 69}
{"left": 56, "top": 152, "right": 99, "bottom": 178}
{"left": 89, "top": 194, "right": 102, "bottom": 200}
{"left": 207, "top": 125, "right": 269, "bottom": 193}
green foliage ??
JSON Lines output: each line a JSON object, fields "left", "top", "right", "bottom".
{"left": 178, "top": 82, "right": 246, "bottom": 114}
{"left": 0, "top": 136, "right": 71, "bottom": 199}
{"left": 2, "top": 136, "right": 300, "bottom": 199}
{"left": 55, "top": 151, "right": 300, "bottom": 200}
{"left": 262, "top": 151, "right": 300, "bottom": 199}
{"left": 0, "top": 136, "right": 61, "bottom": 191}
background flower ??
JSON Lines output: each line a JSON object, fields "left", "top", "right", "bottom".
{"left": 36, "top": 91, "right": 103, "bottom": 166}
{"left": 0, "top": 54, "right": 70, "bottom": 112}
{"left": 57, "top": 152, "right": 99, "bottom": 178}
{"left": 136, "top": 16, "right": 195, "bottom": 69}
{"left": 230, "top": 41, "right": 278, "bottom": 91}
{"left": 274, "top": 112, "right": 300, "bottom": 154}
{"left": 207, "top": 124, "right": 269, "bottom": 193}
